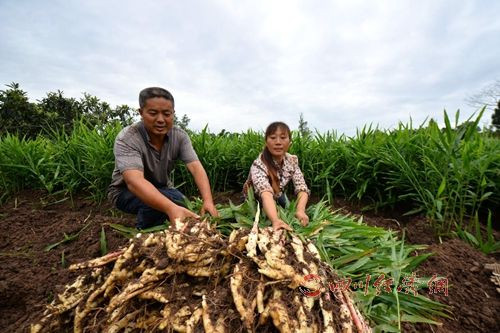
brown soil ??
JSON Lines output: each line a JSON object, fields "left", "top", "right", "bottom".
{"left": 331, "top": 198, "right": 500, "bottom": 333}
{"left": 0, "top": 191, "right": 133, "bottom": 333}
{"left": 0, "top": 191, "right": 498, "bottom": 332}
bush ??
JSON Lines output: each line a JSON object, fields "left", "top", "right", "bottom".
{"left": 0, "top": 82, "right": 135, "bottom": 139}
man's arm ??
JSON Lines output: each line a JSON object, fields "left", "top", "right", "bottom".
{"left": 122, "top": 169, "right": 199, "bottom": 221}
{"left": 185, "top": 161, "right": 219, "bottom": 216}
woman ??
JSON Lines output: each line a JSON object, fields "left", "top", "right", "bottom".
{"left": 243, "top": 122, "right": 310, "bottom": 231}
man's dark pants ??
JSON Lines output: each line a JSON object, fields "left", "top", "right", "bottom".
{"left": 116, "top": 187, "right": 186, "bottom": 229}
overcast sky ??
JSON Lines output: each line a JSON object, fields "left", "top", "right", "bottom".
{"left": 1, "top": 0, "right": 498, "bottom": 135}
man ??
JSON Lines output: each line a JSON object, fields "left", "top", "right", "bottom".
{"left": 108, "top": 87, "right": 218, "bottom": 229}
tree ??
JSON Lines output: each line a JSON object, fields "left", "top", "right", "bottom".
{"left": 109, "top": 104, "right": 135, "bottom": 126}
{"left": 1, "top": 83, "right": 135, "bottom": 138}
{"left": 0, "top": 82, "right": 43, "bottom": 138}
{"left": 78, "top": 94, "right": 135, "bottom": 128}
{"left": 39, "top": 91, "right": 134, "bottom": 131}
{"left": 466, "top": 80, "right": 500, "bottom": 111}
{"left": 38, "top": 90, "right": 81, "bottom": 131}
{"left": 492, "top": 100, "right": 500, "bottom": 131}
{"left": 175, "top": 113, "right": 191, "bottom": 131}
{"left": 298, "top": 112, "right": 311, "bottom": 137}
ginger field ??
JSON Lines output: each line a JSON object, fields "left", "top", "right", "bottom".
{"left": 0, "top": 191, "right": 498, "bottom": 332}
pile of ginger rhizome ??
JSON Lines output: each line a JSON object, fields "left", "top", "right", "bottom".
{"left": 32, "top": 215, "right": 372, "bottom": 333}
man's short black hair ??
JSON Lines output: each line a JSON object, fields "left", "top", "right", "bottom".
{"left": 139, "top": 87, "right": 175, "bottom": 108}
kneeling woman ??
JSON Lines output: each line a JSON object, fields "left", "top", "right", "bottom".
{"left": 243, "top": 122, "right": 310, "bottom": 231}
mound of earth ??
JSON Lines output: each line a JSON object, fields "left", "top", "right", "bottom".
{"left": 0, "top": 191, "right": 499, "bottom": 332}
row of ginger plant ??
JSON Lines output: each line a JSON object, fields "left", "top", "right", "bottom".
{"left": 0, "top": 109, "right": 498, "bottom": 242}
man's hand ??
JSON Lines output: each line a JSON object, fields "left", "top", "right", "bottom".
{"left": 201, "top": 201, "right": 219, "bottom": 217}
{"left": 168, "top": 205, "right": 200, "bottom": 222}
{"left": 186, "top": 161, "right": 219, "bottom": 217}
{"left": 295, "top": 210, "right": 309, "bottom": 226}
{"left": 272, "top": 218, "right": 293, "bottom": 231}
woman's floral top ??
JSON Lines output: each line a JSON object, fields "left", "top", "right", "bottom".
{"left": 243, "top": 153, "right": 310, "bottom": 199}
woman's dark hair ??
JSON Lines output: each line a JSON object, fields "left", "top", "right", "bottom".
{"left": 261, "top": 122, "right": 291, "bottom": 195}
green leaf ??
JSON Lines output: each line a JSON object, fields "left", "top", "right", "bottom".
{"left": 437, "top": 178, "right": 446, "bottom": 197}
{"left": 330, "top": 249, "right": 375, "bottom": 267}
{"left": 61, "top": 250, "right": 67, "bottom": 268}
{"left": 45, "top": 222, "right": 91, "bottom": 251}
{"left": 403, "top": 207, "right": 424, "bottom": 216}
{"left": 108, "top": 223, "right": 138, "bottom": 238}
{"left": 435, "top": 199, "right": 442, "bottom": 213}
{"left": 100, "top": 226, "right": 108, "bottom": 256}
{"left": 479, "top": 192, "right": 493, "bottom": 201}
{"left": 373, "top": 323, "right": 400, "bottom": 332}
{"left": 341, "top": 256, "right": 371, "bottom": 273}
{"left": 140, "top": 224, "right": 168, "bottom": 233}
{"left": 401, "top": 314, "right": 442, "bottom": 325}
{"left": 464, "top": 231, "right": 479, "bottom": 247}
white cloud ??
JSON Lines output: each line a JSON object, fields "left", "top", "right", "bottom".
{"left": 0, "top": 0, "right": 498, "bottom": 135}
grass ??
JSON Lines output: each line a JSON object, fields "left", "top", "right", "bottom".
{"left": 44, "top": 213, "right": 92, "bottom": 251}
{"left": 1, "top": 108, "right": 494, "bottom": 330}
{"left": 1, "top": 110, "right": 498, "bottom": 244}
{"left": 454, "top": 211, "right": 500, "bottom": 254}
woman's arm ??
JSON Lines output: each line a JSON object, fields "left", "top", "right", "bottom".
{"left": 249, "top": 159, "right": 292, "bottom": 231}
{"left": 290, "top": 156, "right": 310, "bottom": 226}
{"left": 261, "top": 191, "right": 292, "bottom": 231}
{"left": 295, "top": 191, "right": 309, "bottom": 226}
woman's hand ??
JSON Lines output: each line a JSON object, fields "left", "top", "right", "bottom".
{"left": 295, "top": 210, "right": 309, "bottom": 226}
{"left": 272, "top": 218, "right": 293, "bottom": 231}
{"left": 201, "top": 201, "right": 219, "bottom": 217}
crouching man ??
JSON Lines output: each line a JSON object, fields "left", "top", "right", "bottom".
{"left": 108, "top": 87, "right": 218, "bottom": 229}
